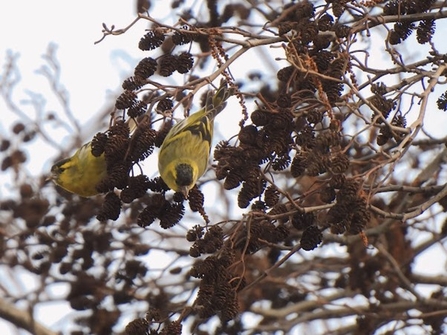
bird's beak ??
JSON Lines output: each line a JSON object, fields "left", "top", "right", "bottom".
{"left": 181, "top": 186, "right": 189, "bottom": 199}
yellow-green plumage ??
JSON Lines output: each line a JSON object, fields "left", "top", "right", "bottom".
{"left": 158, "top": 82, "right": 233, "bottom": 197}
{"left": 51, "top": 143, "right": 107, "bottom": 197}
{"left": 50, "top": 118, "right": 139, "bottom": 197}
{"left": 50, "top": 84, "right": 232, "bottom": 199}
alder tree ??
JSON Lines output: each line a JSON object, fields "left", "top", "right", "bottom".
{"left": 1, "top": 1, "right": 447, "bottom": 334}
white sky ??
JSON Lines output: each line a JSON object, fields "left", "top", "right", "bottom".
{"left": 0, "top": 2, "right": 149, "bottom": 333}
{"left": 0, "top": 1, "right": 156, "bottom": 138}
{"left": 0, "top": 1, "right": 179, "bottom": 196}
{"left": 1, "top": 1, "right": 447, "bottom": 334}
{"left": 0, "top": 1, "right": 140, "bottom": 114}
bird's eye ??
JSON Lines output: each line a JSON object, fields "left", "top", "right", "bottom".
{"left": 52, "top": 158, "right": 70, "bottom": 173}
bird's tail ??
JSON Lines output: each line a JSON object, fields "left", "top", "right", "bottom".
{"left": 205, "top": 80, "right": 235, "bottom": 119}
{"left": 127, "top": 117, "right": 139, "bottom": 133}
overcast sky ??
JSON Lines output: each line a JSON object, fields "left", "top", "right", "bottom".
{"left": 1, "top": 2, "right": 446, "bottom": 334}
{"left": 0, "top": 2, "right": 149, "bottom": 333}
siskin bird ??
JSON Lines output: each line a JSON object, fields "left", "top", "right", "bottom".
{"left": 51, "top": 82, "right": 232, "bottom": 198}
{"left": 50, "top": 142, "right": 108, "bottom": 197}
{"left": 158, "top": 82, "right": 233, "bottom": 198}
{"left": 50, "top": 118, "right": 138, "bottom": 197}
